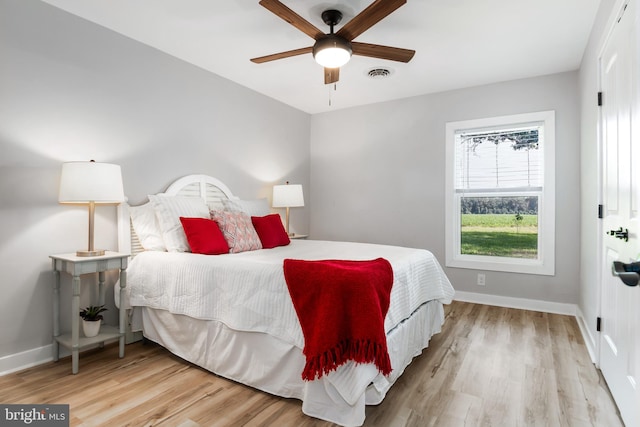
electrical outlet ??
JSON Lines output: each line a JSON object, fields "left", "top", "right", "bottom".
{"left": 477, "top": 273, "right": 486, "bottom": 286}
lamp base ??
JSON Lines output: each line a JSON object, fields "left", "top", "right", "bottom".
{"left": 76, "top": 249, "right": 106, "bottom": 257}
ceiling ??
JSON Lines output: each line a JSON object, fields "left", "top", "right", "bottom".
{"left": 41, "top": 0, "right": 601, "bottom": 115}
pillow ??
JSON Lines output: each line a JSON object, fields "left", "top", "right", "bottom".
{"left": 129, "top": 203, "right": 166, "bottom": 251}
{"left": 149, "top": 195, "right": 210, "bottom": 252}
{"left": 210, "top": 210, "right": 262, "bottom": 253}
{"left": 251, "top": 214, "right": 290, "bottom": 249}
{"left": 222, "top": 198, "right": 271, "bottom": 217}
{"left": 179, "top": 217, "right": 229, "bottom": 255}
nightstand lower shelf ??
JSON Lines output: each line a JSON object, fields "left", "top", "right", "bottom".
{"left": 55, "top": 325, "right": 122, "bottom": 350}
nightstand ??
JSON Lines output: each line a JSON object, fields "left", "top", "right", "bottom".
{"left": 290, "top": 234, "right": 308, "bottom": 239}
{"left": 50, "top": 251, "right": 128, "bottom": 374}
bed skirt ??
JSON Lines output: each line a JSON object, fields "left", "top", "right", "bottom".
{"left": 139, "top": 300, "right": 444, "bottom": 426}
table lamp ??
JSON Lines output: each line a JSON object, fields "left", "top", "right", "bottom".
{"left": 58, "top": 160, "right": 125, "bottom": 257}
{"left": 272, "top": 182, "right": 304, "bottom": 236}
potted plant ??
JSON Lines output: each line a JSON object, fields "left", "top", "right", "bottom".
{"left": 79, "top": 305, "right": 107, "bottom": 338}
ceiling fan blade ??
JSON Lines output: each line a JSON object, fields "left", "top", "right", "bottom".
{"left": 259, "top": 0, "right": 325, "bottom": 40}
{"left": 250, "top": 46, "right": 313, "bottom": 63}
{"left": 337, "top": 0, "right": 406, "bottom": 41}
{"left": 352, "top": 42, "right": 415, "bottom": 62}
{"left": 324, "top": 67, "right": 340, "bottom": 84}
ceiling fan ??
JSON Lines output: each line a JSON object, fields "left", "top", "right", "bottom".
{"left": 250, "top": 0, "right": 415, "bottom": 85}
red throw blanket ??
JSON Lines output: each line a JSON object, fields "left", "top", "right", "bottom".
{"left": 283, "top": 258, "right": 394, "bottom": 381}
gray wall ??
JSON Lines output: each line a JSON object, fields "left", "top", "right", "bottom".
{"left": 310, "top": 72, "right": 581, "bottom": 304}
{"left": 0, "top": 0, "right": 310, "bottom": 358}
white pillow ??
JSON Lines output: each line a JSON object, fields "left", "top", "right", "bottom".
{"left": 129, "top": 203, "right": 166, "bottom": 251}
{"left": 149, "top": 195, "right": 210, "bottom": 252}
{"left": 222, "top": 198, "right": 271, "bottom": 217}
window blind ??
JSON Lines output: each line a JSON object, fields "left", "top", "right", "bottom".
{"left": 454, "top": 125, "right": 543, "bottom": 192}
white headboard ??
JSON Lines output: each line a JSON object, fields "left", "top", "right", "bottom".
{"left": 117, "top": 174, "right": 238, "bottom": 257}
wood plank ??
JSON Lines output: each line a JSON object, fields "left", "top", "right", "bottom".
{"left": 0, "top": 302, "right": 623, "bottom": 426}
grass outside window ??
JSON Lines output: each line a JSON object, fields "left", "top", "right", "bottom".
{"left": 461, "top": 214, "right": 538, "bottom": 258}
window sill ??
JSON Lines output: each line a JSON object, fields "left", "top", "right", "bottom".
{"left": 446, "top": 255, "right": 555, "bottom": 276}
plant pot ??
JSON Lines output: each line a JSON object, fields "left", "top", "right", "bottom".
{"left": 82, "top": 319, "right": 101, "bottom": 338}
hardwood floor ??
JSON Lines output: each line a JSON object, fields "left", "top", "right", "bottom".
{"left": 0, "top": 301, "right": 624, "bottom": 426}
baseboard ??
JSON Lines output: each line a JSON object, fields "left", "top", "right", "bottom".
{"left": 575, "top": 306, "right": 598, "bottom": 364}
{"left": 453, "top": 290, "right": 577, "bottom": 316}
{"left": 0, "top": 341, "right": 117, "bottom": 377}
{"left": 0, "top": 344, "right": 54, "bottom": 376}
{"left": 126, "top": 329, "right": 144, "bottom": 344}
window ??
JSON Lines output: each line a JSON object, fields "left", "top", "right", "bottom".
{"left": 445, "top": 111, "right": 555, "bottom": 275}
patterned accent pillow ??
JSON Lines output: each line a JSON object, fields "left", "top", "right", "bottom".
{"left": 210, "top": 210, "right": 262, "bottom": 253}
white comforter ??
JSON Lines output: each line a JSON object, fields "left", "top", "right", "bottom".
{"left": 127, "top": 239, "right": 455, "bottom": 349}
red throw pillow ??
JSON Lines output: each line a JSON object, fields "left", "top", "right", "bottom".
{"left": 251, "top": 214, "right": 291, "bottom": 249}
{"left": 179, "top": 217, "right": 229, "bottom": 255}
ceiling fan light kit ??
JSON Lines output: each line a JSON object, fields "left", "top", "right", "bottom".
{"left": 313, "top": 35, "right": 352, "bottom": 68}
{"left": 252, "top": 0, "right": 415, "bottom": 85}
{"left": 313, "top": 9, "right": 352, "bottom": 68}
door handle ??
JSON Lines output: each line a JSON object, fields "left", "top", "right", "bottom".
{"left": 607, "top": 227, "right": 629, "bottom": 242}
{"left": 612, "top": 261, "right": 640, "bottom": 286}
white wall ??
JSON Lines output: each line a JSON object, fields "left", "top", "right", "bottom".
{"left": 578, "top": 0, "right": 619, "bottom": 358}
{"left": 310, "top": 72, "right": 581, "bottom": 304}
{"left": 0, "top": 0, "right": 310, "bottom": 359}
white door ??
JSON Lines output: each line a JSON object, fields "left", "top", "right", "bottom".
{"left": 600, "top": 1, "right": 640, "bottom": 426}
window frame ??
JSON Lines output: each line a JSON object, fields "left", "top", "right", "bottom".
{"left": 444, "top": 111, "right": 556, "bottom": 275}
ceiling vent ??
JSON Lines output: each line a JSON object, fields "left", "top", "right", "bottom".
{"left": 367, "top": 67, "right": 393, "bottom": 79}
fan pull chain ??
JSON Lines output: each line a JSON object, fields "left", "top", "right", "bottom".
{"left": 328, "top": 83, "right": 338, "bottom": 106}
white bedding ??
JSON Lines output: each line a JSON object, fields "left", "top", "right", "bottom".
{"left": 127, "top": 240, "right": 454, "bottom": 348}
{"left": 123, "top": 239, "right": 455, "bottom": 426}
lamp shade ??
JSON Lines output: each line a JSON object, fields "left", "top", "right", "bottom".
{"left": 272, "top": 184, "right": 304, "bottom": 208}
{"left": 59, "top": 161, "right": 125, "bottom": 204}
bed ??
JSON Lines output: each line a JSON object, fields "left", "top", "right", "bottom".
{"left": 116, "top": 174, "right": 455, "bottom": 427}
